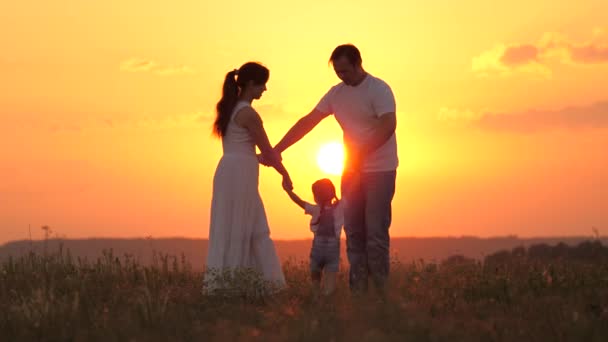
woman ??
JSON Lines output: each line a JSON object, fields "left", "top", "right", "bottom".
{"left": 204, "top": 62, "right": 291, "bottom": 292}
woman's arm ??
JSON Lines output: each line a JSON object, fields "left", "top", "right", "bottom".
{"left": 235, "top": 107, "right": 293, "bottom": 189}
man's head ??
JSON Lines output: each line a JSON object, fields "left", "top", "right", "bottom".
{"left": 329, "top": 44, "right": 365, "bottom": 86}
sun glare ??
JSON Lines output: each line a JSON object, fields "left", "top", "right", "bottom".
{"left": 317, "top": 142, "right": 344, "bottom": 175}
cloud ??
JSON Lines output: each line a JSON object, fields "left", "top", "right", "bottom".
{"left": 156, "top": 65, "right": 196, "bottom": 75}
{"left": 120, "top": 58, "right": 196, "bottom": 76}
{"left": 472, "top": 45, "right": 550, "bottom": 78}
{"left": 252, "top": 103, "right": 291, "bottom": 119}
{"left": 135, "top": 111, "right": 209, "bottom": 129}
{"left": 194, "top": 103, "right": 290, "bottom": 127}
{"left": 437, "top": 107, "right": 482, "bottom": 121}
{"left": 472, "top": 30, "right": 608, "bottom": 76}
{"left": 197, "top": 111, "right": 215, "bottom": 124}
{"left": 93, "top": 111, "right": 211, "bottom": 130}
{"left": 476, "top": 101, "right": 608, "bottom": 132}
{"left": 569, "top": 44, "right": 608, "bottom": 64}
{"left": 500, "top": 44, "right": 539, "bottom": 66}
{"left": 120, "top": 58, "right": 157, "bottom": 72}
{"left": 50, "top": 124, "right": 82, "bottom": 133}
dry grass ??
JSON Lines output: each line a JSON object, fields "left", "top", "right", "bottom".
{"left": 1, "top": 245, "right": 607, "bottom": 341}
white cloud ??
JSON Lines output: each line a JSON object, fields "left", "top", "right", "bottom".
{"left": 120, "top": 58, "right": 196, "bottom": 76}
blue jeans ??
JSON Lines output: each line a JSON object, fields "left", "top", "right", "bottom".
{"left": 341, "top": 170, "right": 396, "bottom": 293}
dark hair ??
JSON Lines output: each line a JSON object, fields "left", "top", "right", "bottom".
{"left": 214, "top": 62, "right": 269, "bottom": 137}
{"left": 312, "top": 178, "right": 338, "bottom": 206}
{"left": 329, "top": 44, "right": 362, "bottom": 66}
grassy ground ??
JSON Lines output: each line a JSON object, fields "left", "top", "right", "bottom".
{"left": 1, "top": 246, "right": 607, "bottom": 341}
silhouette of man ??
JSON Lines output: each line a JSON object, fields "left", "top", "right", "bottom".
{"left": 275, "top": 44, "right": 397, "bottom": 296}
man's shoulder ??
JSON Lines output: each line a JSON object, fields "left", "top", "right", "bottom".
{"left": 320, "top": 82, "right": 346, "bottom": 103}
{"left": 367, "top": 74, "right": 392, "bottom": 89}
{"left": 327, "top": 82, "right": 345, "bottom": 93}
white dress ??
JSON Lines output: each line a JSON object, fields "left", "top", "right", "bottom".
{"left": 204, "top": 101, "right": 286, "bottom": 290}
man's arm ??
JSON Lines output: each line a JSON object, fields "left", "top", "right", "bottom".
{"left": 274, "top": 108, "right": 330, "bottom": 154}
{"left": 347, "top": 79, "right": 397, "bottom": 170}
{"left": 346, "top": 112, "right": 396, "bottom": 171}
{"left": 364, "top": 111, "right": 396, "bottom": 154}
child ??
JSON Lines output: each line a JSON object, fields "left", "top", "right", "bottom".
{"left": 285, "top": 178, "right": 344, "bottom": 296}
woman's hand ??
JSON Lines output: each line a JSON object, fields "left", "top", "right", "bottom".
{"left": 258, "top": 150, "right": 282, "bottom": 167}
{"left": 257, "top": 153, "right": 271, "bottom": 166}
{"left": 282, "top": 174, "right": 293, "bottom": 191}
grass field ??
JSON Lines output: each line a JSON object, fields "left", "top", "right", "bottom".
{"left": 2, "top": 244, "right": 607, "bottom": 341}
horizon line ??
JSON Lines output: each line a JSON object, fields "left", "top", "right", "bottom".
{"left": 3, "top": 234, "right": 606, "bottom": 245}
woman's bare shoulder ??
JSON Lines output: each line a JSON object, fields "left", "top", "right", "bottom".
{"left": 233, "top": 106, "right": 260, "bottom": 127}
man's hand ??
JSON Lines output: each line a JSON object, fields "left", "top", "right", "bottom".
{"left": 257, "top": 153, "right": 271, "bottom": 166}
{"left": 273, "top": 148, "right": 283, "bottom": 163}
{"left": 344, "top": 143, "right": 364, "bottom": 172}
{"left": 257, "top": 150, "right": 282, "bottom": 167}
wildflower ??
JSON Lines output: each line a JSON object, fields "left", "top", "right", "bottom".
{"left": 250, "top": 328, "right": 261, "bottom": 337}
{"left": 542, "top": 269, "right": 553, "bottom": 285}
{"left": 283, "top": 305, "right": 296, "bottom": 317}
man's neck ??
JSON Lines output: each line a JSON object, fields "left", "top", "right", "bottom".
{"left": 350, "top": 71, "right": 368, "bottom": 87}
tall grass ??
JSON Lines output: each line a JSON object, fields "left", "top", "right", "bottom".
{"left": 1, "top": 244, "right": 607, "bottom": 341}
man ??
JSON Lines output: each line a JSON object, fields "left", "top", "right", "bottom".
{"left": 274, "top": 44, "right": 398, "bottom": 295}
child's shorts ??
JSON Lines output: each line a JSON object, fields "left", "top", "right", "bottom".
{"left": 310, "top": 235, "right": 340, "bottom": 273}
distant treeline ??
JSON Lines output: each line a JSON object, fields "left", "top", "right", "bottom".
{"left": 484, "top": 240, "right": 608, "bottom": 264}
{"left": 2, "top": 237, "right": 607, "bottom": 270}
{"left": 439, "top": 240, "right": 608, "bottom": 267}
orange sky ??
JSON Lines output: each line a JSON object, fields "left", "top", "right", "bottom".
{"left": 1, "top": 1, "right": 608, "bottom": 244}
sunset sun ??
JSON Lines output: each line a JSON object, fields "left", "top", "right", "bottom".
{"left": 317, "top": 142, "right": 344, "bottom": 175}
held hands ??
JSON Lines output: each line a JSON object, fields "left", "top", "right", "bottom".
{"left": 257, "top": 153, "right": 270, "bottom": 166}
{"left": 256, "top": 153, "right": 272, "bottom": 167}
{"left": 257, "top": 149, "right": 282, "bottom": 167}
{"left": 256, "top": 149, "right": 292, "bottom": 190}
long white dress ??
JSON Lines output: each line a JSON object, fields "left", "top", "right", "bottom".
{"left": 204, "top": 101, "right": 286, "bottom": 291}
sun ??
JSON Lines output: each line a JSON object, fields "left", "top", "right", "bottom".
{"left": 317, "top": 142, "right": 344, "bottom": 175}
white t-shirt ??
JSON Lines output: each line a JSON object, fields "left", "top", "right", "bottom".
{"left": 304, "top": 201, "right": 344, "bottom": 239}
{"left": 315, "top": 74, "right": 398, "bottom": 172}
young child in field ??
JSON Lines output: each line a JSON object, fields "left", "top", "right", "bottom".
{"left": 285, "top": 178, "right": 344, "bottom": 296}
